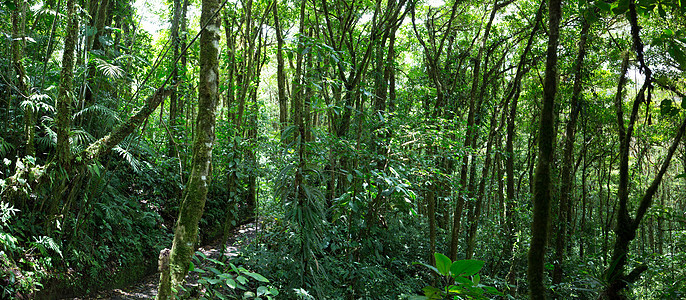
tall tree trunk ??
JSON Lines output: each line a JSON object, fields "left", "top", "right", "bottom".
{"left": 272, "top": 0, "right": 287, "bottom": 133}
{"left": 551, "top": 18, "right": 590, "bottom": 286}
{"left": 11, "top": 0, "right": 33, "bottom": 157}
{"left": 449, "top": 0, "right": 501, "bottom": 261}
{"left": 527, "top": 0, "right": 561, "bottom": 298}
{"left": 168, "top": 0, "right": 183, "bottom": 158}
{"left": 602, "top": 4, "right": 686, "bottom": 297}
{"left": 56, "top": 0, "right": 79, "bottom": 166}
{"left": 157, "top": 0, "right": 221, "bottom": 296}
{"left": 83, "top": 0, "right": 111, "bottom": 107}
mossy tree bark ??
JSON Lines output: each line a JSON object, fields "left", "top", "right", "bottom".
{"left": 527, "top": 0, "right": 561, "bottom": 298}
{"left": 11, "top": 0, "right": 33, "bottom": 157}
{"left": 56, "top": 0, "right": 78, "bottom": 166}
{"left": 156, "top": 0, "right": 221, "bottom": 297}
{"left": 82, "top": 0, "right": 110, "bottom": 107}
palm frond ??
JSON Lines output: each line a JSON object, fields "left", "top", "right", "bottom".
{"left": 72, "top": 104, "right": 122, "bottom": 127}
{"left": 20, "top": 99, "right": 36, "bottom": 113}
{"left": 30, "top": 94, "right": 55, "bottom": 114}
{"left": 37, "top": 125, "right": 57, "bottom": 149}
{"left": 69, "top": 129, "right": 95, "bottom": 155}
{"left": 93, "top": 58, "right": 124, "bottom": 79}
{"left": 0, "top": 138, "right": 15, "bottom": 158}
{"left": 113, "top": 145, "right": 142, "bottom": 173}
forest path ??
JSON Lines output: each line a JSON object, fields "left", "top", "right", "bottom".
{"left": 68, "top": 222, "right": 258, "bottom": 299}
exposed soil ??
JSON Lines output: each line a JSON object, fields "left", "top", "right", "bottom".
{"left": 66, "top": 222, "right": 259, "bottom": 300}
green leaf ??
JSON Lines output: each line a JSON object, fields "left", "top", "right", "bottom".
{"left": 595, "top": 0, "right": 611, "bottom": 12}
{"left": 189, "top": 261, "right": 195, "bottom": 272}
{"left": 237, "top": 275, "right": 247, "bottom": 285}
{"left": 661, "top": 99, "right": 678, "bottom": 116}
{"left": 422, "top": 286, "right": 441, "bottom": 297}
{"left": 2, "top": 0, "right": 17, "bottom": 11}
{"left": 412, "top": 262, "right": 440, "bottom": 276}
{"left": 434, "top": 253, "right": 452, "bottom": 276}
{"left": 450, "top": 259, "right": 484, "bottom": 277}
{"left": 454, "top": 276, "right": 473, "bottom": 285}
{"left": 257, "top": 286, "right": 269, "bottom": 296}
{"left": 484, "top": 286, "right": 502, "bottom": 295}
{"left": 667, "top": 41, "right": 686, "bottom": 70}
{"left": 226, "top": 278, "right": 237, "bottom": 289}
{"left": 613, "top": 0, "right": 630, "bottom": 15}
{"left": 675, "top": 173, "right": 686, "bottom": 179}
{"left": 245, "top": 272, "right": 270, "bottom": 283}
{"left": 207, "top": 278, "right": 222, "bottom": 285}
{"left": 473, "top": 274, "right": 481, "bottom": 285}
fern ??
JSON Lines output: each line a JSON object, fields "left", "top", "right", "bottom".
{"left": 30, "top": 236, "right": 63, "bottom": 258}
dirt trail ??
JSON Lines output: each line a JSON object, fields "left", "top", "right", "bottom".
{"left": 68, "top": 222, "right": 258, "bottom": 299}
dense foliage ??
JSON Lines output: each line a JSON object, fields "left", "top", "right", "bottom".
{"left": 0, "top": 0, "right": 685, "bottom": 299}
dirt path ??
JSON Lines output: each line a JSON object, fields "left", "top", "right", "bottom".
{"left": 68, "top": 222, "right": 258, "bottom": 299}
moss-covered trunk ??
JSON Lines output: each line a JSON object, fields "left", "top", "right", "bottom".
{"left": 56, "top": 0, "right": 78, "bottom": 166}
{"left": 156, "top": 0, "right": 221, "bottom": 297}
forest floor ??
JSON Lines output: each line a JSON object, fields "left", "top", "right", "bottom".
{"left": 67, "top": 222, "right": 259, "bottom": 300}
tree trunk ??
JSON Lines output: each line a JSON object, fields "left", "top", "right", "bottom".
{"left": 551, "top": 18, "right": 590, "bottom": 286}
{"left": 168, "top": 0, "right": 183, "bottom": 158}
{"left": 157, "top": 0, "right": 221, "bottom": 296}
{"left": 527, "top": 0, "right": 561, "bottom": 298}
{"left": 449, "top": 0, "right": 500, "bottom": 261}
{"left": 56, "top": 0, "right": 79, "bottom": 166}
{"left": 272, "top": 0, "right": 287, "bottom": 133}
{"left": 11, "top": 0, "right": 33, "bottom": 157}
{"left": 83, "top": 0, "right": 111, "bottom": 107}
{"left": 503, "top": 3, "right": 545, "bottom": 287}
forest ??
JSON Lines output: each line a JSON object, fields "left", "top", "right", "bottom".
{"left": 0, "top": 0, "right": 685, "bottom": 298}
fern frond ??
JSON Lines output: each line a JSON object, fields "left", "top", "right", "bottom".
{"left": 31, "top": 236, "right": 62, "bottom": 258}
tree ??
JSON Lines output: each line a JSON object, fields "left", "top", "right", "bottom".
{"left": 56, "top": 0, "right": 78, "bottom": 166}
{"left": 527, "top": 0, "right": 561, "bottom": 298}
{"left": 600, "top": 2, "right": 686, "bottom": 298}
{"left": 156, "top": 0, "right": 221, "bottom": 297}
{"left": 551, "top": 13, "right": 590, "bottom": 285}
